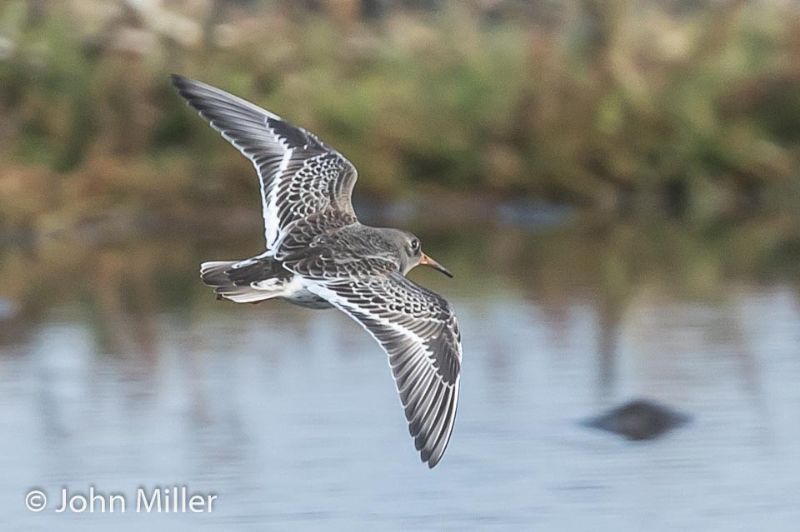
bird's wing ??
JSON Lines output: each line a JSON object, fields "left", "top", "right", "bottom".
{"left": 171, "top": 75, "right": 358, "bottom": 253}
{"left": 306, "top": 272, "right": 462, "bottom": 468}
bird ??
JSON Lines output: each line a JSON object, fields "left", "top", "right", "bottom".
{"left": 171, "top": 75, "right": 462, "bottom": 468}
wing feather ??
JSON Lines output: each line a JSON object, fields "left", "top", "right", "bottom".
{"left": 171, "top": 75, "right": 358, "bottom": 252}
{"left": 306, "top": 273, "right": 462, "bottom": 468}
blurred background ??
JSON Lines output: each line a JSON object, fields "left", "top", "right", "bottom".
{"left": 1, "top": 0, "right": 800, "bottom": 530}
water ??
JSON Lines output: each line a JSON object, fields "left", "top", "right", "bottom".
{"left": 1, "top": 216, "right": 799, "bottom": 530}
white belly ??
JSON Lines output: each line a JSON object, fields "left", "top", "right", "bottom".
{"left": 280, "top": 276, "right": 333, "bottom": 309}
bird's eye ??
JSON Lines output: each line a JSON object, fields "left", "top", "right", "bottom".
{"left": 411, "top": 239, "right": 420, "bottom": 252}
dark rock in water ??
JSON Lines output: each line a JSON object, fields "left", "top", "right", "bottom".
{"left": 583, "top": 399, "right": 690, "bottom": 441}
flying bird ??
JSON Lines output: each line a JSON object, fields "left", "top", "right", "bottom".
{"left": 172, "top": 75, "right": 462, "bottom": 468}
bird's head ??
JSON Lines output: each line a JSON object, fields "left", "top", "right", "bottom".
{"left": 392, "top": 230, "right": 453, "bottom": 278}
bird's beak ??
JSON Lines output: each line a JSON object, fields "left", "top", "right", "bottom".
{"left": 420, "top": 253, "right": 453, "bottom": 278}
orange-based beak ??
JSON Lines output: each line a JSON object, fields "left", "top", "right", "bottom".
{"left": 420, "top": 253, "right": 453, "bottom": 278}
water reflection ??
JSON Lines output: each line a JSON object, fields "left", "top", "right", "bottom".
{"left": 1, "top": 215, "right": 799, "bottom": 530}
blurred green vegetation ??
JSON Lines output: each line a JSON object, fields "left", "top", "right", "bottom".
{"left": 2, "top": 0, "right": 800, "bottom": 233}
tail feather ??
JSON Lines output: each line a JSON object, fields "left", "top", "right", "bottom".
{"left": 200, "top": 261, "right": 239, "bottom": 287}
{"left": 200, "top": 259, "right": 285, "bottom": 304}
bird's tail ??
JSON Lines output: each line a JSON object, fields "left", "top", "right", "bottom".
{"left": 200, "top": 259, "right": 286, "bottom": 304}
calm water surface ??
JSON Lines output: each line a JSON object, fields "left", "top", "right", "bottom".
{"left": 0, "top": 217, "right": 799, "bottom": 530}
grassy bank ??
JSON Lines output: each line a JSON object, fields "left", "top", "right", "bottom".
{"left": 2, "top": 0, "right": 800, "bottom": 232}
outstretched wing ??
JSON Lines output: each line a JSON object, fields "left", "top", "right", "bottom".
{"left": 171, "top": 75, "right": 358, "bottom": 253}
{"left": 307, "top": 273, "right": 462, "bottom": 468}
